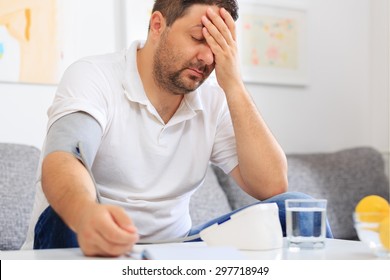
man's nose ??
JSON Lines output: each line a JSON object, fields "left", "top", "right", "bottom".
{"left": 197, "top": 44, "right": 214, "bottom": 66}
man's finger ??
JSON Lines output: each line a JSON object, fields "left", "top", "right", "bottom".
{"left": 205, "top": 8, "right": 234, "bottom": 46}
{"left": 94, "top": 236, "right": 136, "bottom": 257}
{"left": 202, "top": 15, "right": 227, "bottom": 50}
{"left": 110, "top": 206, "right": 138, "bottom": 233}
{"left": 220, "top": 8, "right": 237, "bottom": 41}
{"left": 95, "top": 207, "right": 139, "bottom": 245}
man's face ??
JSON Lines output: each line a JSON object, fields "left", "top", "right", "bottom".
{"left": 153, "top": 5, "right": 218, "bottom": 95}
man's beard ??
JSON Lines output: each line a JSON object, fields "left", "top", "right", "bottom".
{"left": 153, "top": 35, "right": 212, "bottom": 95}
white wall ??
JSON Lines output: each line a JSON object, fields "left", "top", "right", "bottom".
{"left": 0, "top": 83, "right": 54, "bottom": 149}
{"left": 370, "top": 0, "right": 390, "bottom": 161}
{"left": 0, "top": 0, "right": 389, "bottom": 156}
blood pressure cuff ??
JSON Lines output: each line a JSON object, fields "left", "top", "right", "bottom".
{"left": 44, "top": 112, "right": 103, "bottom": 168}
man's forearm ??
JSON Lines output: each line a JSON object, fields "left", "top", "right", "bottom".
{"left": 225, "top": 83, "right": 288, "bottom": 199}
{"left": 200, "top": 7, "right": 287, "bottom": 199}
{"left": 41, "top": 152, "right": 98, "bottom": 232}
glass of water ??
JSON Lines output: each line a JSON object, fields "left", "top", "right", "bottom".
{"left": 285, "top": 199, "right": 327, "bottom": 249}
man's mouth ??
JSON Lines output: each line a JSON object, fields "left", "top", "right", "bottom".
{"left": 187, "top": 68, "right": 205, "bottom": 78}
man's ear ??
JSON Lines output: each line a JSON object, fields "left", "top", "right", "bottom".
{"left": 149, "top": 11, "right": 166, "bottom": 36}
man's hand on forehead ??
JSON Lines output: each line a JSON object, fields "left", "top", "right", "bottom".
{"left": 202, "top": 7, "right": 237, "bottom": 45}
{"left": 201, "top": 7, "right": 242, "bottom": 91}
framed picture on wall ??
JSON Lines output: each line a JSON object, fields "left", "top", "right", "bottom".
{"left": 237, "top": 0, "right": 308, "bottom": 86}
{"left": 0, "top": 0, "right": 119, "bottom": 85}
{"left": 0, "top": 0, "right": 61, "bottom": 84}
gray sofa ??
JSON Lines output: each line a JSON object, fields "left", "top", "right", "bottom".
{"left": 0, "top": 143, "right": 40, "bottom": 251}
{"left": 1, "top": 143, "right": 389, "bottom": 250}
{"left": 190, "top": 147, "right": 389, "bottom": 240}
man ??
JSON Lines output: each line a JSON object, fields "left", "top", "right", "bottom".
{"left": 23, "top": 0, "right": 323, "bottom": 257}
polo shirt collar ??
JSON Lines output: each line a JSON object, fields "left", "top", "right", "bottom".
{"left": 122, "top": 41, "right": 204, "bottom": 113}
{"left": 122, "top": 41, "right": 149, "bottom": 106}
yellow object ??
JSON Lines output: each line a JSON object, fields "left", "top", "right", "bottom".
{"left": 355, "top": 195, "right": 390, "bottom": 222}
{"left": 379, "top": 216, "right": 390, "bottom": 250}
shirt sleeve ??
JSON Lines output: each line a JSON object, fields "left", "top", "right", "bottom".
{"left": 209, "top": 95, "right": 238, "bottom": 174}
{"left": 47, "top": 59, "right": 111, "bottom": 132}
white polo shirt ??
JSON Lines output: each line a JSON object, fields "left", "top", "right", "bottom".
{"left": 23, "top": 41, "right": 238, "bottom": 248}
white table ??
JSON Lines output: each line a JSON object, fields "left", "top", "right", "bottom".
{"left": 0, "top": 238, "right": 384, "bottom": 260}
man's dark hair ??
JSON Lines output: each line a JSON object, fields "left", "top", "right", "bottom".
{"left": 152, "top": 0, "right": 239, "bottom": 27}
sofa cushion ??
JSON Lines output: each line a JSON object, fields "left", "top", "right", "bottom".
{"left": 189, "top": 165, "right": 232, "bottom": 226}
{"left": 0, "top": 143, "right": 40, "bottom": 250}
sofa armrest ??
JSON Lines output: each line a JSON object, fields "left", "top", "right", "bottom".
{"left": 0, "top": 143, "right": 40, "bottom": 250}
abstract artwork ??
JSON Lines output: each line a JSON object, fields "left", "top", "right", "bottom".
{"left": 238, "top": 0, "right": 307, "bottom": 85}
{"left": 0, "top": 0, "right": 66, "bottom": 84}
{"left": 242, "top": 15, "right": 299, "bottom": 69}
